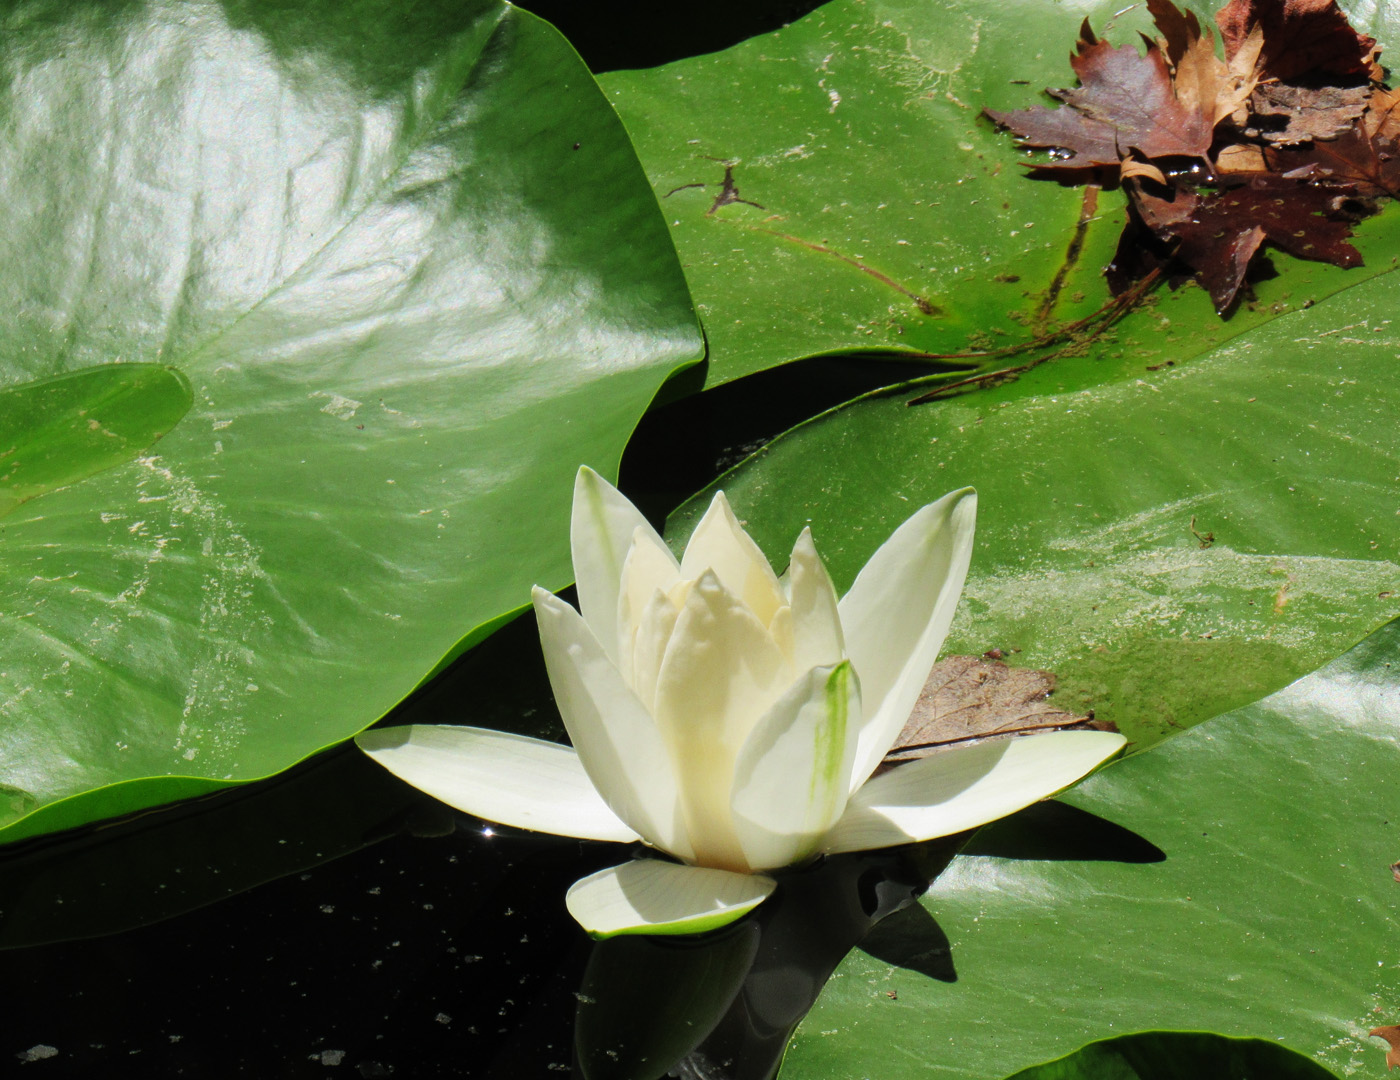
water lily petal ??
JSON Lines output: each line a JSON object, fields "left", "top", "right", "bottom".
{"left": 571, "top": 466, "right": 677, "bottom": 667}
{"left": 839, "top": 488, "right": 978, "bottom": 793}
{"left": 356, "top": 725, "right": 640, "bottom": 843}
{"left": 616, "top": 526, "right": 684, "bottom": 685}
{"left": 767, "top": 603, "right": 795, "bottom": 665}
{"left": 822, "top": 730, "right": 1127, "bottom": 854}
{"left": 653, "top": 570, "right": 790, "bottom": 872}
{"left": 679, "top": 490, "right": 786, "bottom": 627}
{"left": 533, "top": 586, "right": 693, "bottom": 860}
{"left": 629, "top": 586, "right": 681, "bottom": 715}
{"left": 786, "top": 527, "right": 845, "bottom": 674}
{"left": 566, "top": 858, "right": 775, "bottom": 938}
{"left": 730, "top": 661, "right": 861, "bottom": 870}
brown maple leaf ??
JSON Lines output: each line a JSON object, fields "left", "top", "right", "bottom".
{"left": 879, "top": 656, "right": 1115, "bottom": 769}
{"left": 989, "top": 0, "right": 1386, "bottom": 324}
{"left": 985, "top": 17, "right": 1216, "bottom": 173}
{"left": 1265, "top": 86, "right": 1400, "bottom": 195}
{"left": 1371, "top": 1026, "right": 1400, "bottom": 1068}
{"left": 1247, "top": 82, "right": 1372, "bottom": 144}
{"left": 1216, "top": 0, "right": 1382, "bottom": 83}
{"left": 1148, "top": 0, "right": 1259, "bottom": 126}
{"left": 1211, "top": 0, "right": 1378, "bottom": 147}
{"left": 1121, "top": 176, "right": 1363, "bottom": 312}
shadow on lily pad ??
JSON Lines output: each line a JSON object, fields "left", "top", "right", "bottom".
{"left": 1004, "top": 1030, "right": 1338, "bottom": 1080}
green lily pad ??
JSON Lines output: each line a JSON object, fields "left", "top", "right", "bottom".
{"left": 0, "top": 0, "right": 702, "bottom": 843}
{"left": 1004, "top": 1033, "right": 1340, "bottom": 1080}
{"left": 602, "top": 0, "right": 1400, "bottom": 386}
{"left": 0, "top": 365, "right": 191, "bottom": 518}
{"left": 778, "top": 618, "right": 1400, "bottom": 1079}
{"left": 667, "top": 267, "right": 1400, "bottom": 747}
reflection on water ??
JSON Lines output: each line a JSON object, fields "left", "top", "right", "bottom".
{"left": 576, "top": 838, "right": 960, "bottom": 1080}
{"left": 0, "top": 744, "right": 963, "bottom": 1079}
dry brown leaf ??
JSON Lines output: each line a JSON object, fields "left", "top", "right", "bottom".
{"left": 880, "top": 656, "right": 1114, "bottom": 767}
{"left": 990, "top": 0, "right": 1387, "bottom": 322}
{"left": 1226, "top": 23, "right": 1267, "bottom": 119}
{"left": 1248, "top": 82, "right": 1371, "bottom": 144}
{"left": 1371, "top": 1026, "right": 1400, "bottom": 1068}
{"left": 1121, "top": 157, "right": 1169, "bottom": 184}
{"left": 1214, "top": 141, "right": 1270, "bottom": 174}
{"left": 984, "top": 17, "right": 1215, "bottom": 172}
{"left": 1266, "top": 86, "right": 1400, "bottom": 195}
{"left": 1148, "top": 0, "right": 1257, "bottom": 124}
{"left": 1216, "top": 0, "right": 1382, "bottom": 83}
{"left": 1125, "top": 176, "right": 1363, "bottom": 312}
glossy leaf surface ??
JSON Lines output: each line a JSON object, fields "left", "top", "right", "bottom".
{"left": 778, "top": 617, "right": 1400, "bottom": 1079}
{"left": 0, "top": 0, "right": 702, "bottom": 842}
{"left": 603, "top": 0, "right": 1400, "bottom": 385}
{"left": 0, "top": 366, "right": 191, "bottom": 517}
{"left": 667, "top": 271, "right": 1400, "bottom": 747}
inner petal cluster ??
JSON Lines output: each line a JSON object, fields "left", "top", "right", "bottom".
{"left": 606, "top": 493, "right": 851, "bottom": 872}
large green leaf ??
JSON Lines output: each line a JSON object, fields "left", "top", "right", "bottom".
{"left": 666, "top": 270, "right": 1400, "bottom": 748}
{"left": 0, "top": 365, "right": 192, "bottom": 517}
{"left": 0, "top": 0, "right": 702, "bottom": 843}
{"left": 778, "top": 617, "right": 1400, "bottom": 1079}
{"left": 602, "top": 0, "right": 1400, "bottom": 385}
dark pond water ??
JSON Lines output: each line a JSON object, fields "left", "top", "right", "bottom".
{"left": 1, "top": 738, "right": 960, "bottom": 1078}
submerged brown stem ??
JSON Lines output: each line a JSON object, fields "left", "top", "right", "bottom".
{"left": 905, "top": 267, "right": 1162, "bottom": 405}
{"left": 1035, "top": 185, "right": 1101, "bottom": 330}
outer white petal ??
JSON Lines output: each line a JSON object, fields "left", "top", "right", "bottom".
{"left": 566, "top": 859, "right": 775, "bottom": 938}
{"left": 679, "top": 490, "right": 786, "bottom": 628}
{"left": 786, "top": 527, "right": 844, "bottom": 674}
{"left": 356, "top": 725, "right": 640, "bottom": 843}
{"left": 730, "top": 662, "right": 861, "bottom": 871}
{"left": 533, "top": 587, "right": 694, "bottom": 860}
{"left": 839, "top": 488, "right": 978, "bottom": 793}
{"left": 571, "top": 466, "right": 678, "bottom": 666}
{"left": 822, "top": 730, "right": 1127, "bottom": 855}
{"left": 653, "top": 570, "right": 790, "bottom": 872}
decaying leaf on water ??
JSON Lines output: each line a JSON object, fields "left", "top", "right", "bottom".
{"left": 1371, "top": 1025, "right": 1400, "bottom": 1068}
{"left": 1246, "top": 82, "right": 1371, "bottom": 145}
{"left": 1214, "top": 0, "right": 1381, "bottom": 83}
{"left": 1111, "top": 176, "right": 1362, "bottom": 310}
{"left": 879, "top": 656, "right": 1118, "bottom": 771}
{"left": 984, "top": 18, "right": 1217, "bottom": 174}
{"left": 987, "top": 0, "right": 1395, "bottom": 314}
{"left": 1262, "top": 86, "right": 1400, "bottom": 196}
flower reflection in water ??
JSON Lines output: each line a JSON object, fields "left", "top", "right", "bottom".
{"left": 574, "top": 838, "right": 963, "bottom": 1080}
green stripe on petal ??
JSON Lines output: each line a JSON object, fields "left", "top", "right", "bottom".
{"left": 823, "top": 729, "right": 1127, "bottom": 855}
{"left": 566, "top": 859, "right": 775, "bottom": 938}
{"left": 356, "top": 725, "right": 640, "bottom": 843}
{"left": 729, "top": 661, "right": 861, "bottom": 871}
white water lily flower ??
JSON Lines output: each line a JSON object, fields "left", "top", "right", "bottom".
{"left": 358, "top": 467, "right": 1125, "bottom": 938}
